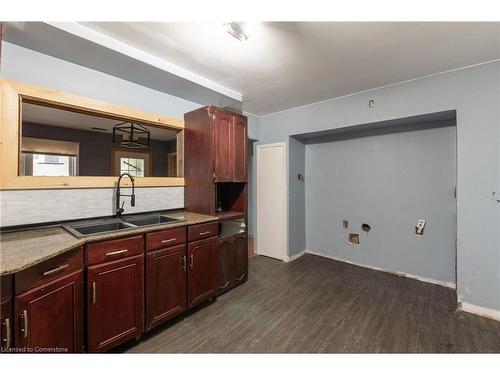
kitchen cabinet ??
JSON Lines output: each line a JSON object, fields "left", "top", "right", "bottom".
{"left": 185, "top": 106, "right": 249, "bottom": 217}
{"left": 216, "top": 233, "right": 248, "bottom": 296}
{"left": 214, "top": 111, "right": 233, "bottom": 182}
{"left": 14, "top": 270, "right": 83, "bottom": 352}
{"left": 1, "top": 275, "right": 13, "bottom": 352}
{"left": 217, "top": 236, "right": 233, "bottom": 294}
{"left": 232, "top": 115, "right": 248, "bottom": 182}
{"left": 233, "top": 233, "right": 248, "bottom": 286}
{"left": 146, "top": 245, "right": 186, "bottom": 331}
{"left": 187, "top": 236, "right": 217, "bottom": 309}
{"left": 87, "top": 254, "right": 144, "bottom": 353}
{"left": 1, "top": 299, "right": 12, "bottom": 351}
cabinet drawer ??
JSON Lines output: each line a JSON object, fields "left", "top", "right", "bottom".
{"left": 15, "top": 246, "right": 84, "bottom": 295}
{"left": 146, "top": 227, "right": 186, "bottom": 252}
{"left": 188, "top": 222, "right": 218, "bottom": 242}
{"left": 86, "top": 235, "right": 144, "bottom": 266}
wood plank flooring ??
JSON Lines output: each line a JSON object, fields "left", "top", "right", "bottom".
{"left": 121, "top": 254, "right": 500, "bottom": 353}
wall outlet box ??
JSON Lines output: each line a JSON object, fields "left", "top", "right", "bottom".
{"left": 348, "top": 233, "right": 360, "bottom": 244}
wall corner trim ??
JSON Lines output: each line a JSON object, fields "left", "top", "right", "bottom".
{"left": 284, "top": 250, "right": 306, "bottom": 263}
{"left": 305, "top": 250, "right": 456, "bottom": 289}
{"left": 460, "top": 302, "right": 500, "bottom": 323}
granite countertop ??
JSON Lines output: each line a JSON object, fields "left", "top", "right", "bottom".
{"left": 0, "top": 211, "right": 218, "bottom": 276}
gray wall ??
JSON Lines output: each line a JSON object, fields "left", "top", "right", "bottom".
{"left": 258, "top": 61, "right": 500, "bottom": 312}
{"left": 305, "top": 123, "right": 457, "bottom": 283}
{"left": 288, "top": 137, "right": 306, "bottom": 256}
{"left": 245, "top": 113, "right": 259, "bottom": 237}
{"left": 23, "top": 122, "right": 176, "bottom": 177}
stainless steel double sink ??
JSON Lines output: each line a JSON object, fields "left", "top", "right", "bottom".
{"left": 63, "top": 213, "right": 185, "bottom": 238}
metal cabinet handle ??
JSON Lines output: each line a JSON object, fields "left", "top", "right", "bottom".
{"left": 182, "top": 255, "right": 187, "bottom": 272}
{"left": 199, "top": 231, "right": 211, "bottom": 236}
{"left": 43, "top": 264, "right": 69, "bottom": 277}
{"left": 92, "top": 282, "right": 96, "bottom": 304}
{"left": 189, "top": 253, "right": 194, "bottom": 269}
{"left": 2, "top": 318, "right": 10, "bottom": 348}
{"left": 235, "top": 274, "right": 245, "bottom": 281}
{"left": 221, "top": 280, "right": 230, "bottom": 289}
{"left": 21, "top": 310, "right": 28, "bottom": 338}
{"left": 106, "top": 249, "right": 128, "bottom": 257}
{"left": 161, "top": 238, "right": 177, "bottom": 244}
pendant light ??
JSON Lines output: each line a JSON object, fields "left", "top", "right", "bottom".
{"left": 112, "top": 121, "right": 151, "bottom": 148}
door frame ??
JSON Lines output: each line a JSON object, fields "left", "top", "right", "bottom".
{"left": 256, "top": 142, "right": 288, "bottom": 261}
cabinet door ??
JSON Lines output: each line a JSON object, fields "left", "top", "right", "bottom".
{"left": 216, "top": 236, "right": 233, "bottom": 295}
{"left": 87, "top": 255, "right": 144, "bottom": 353}
{"left": 214, "top": 111, "right": 233, "bottom": 182}
{"left": 14, "top": 270, "right": 83, "bottom": 353}
{"left": 233, "top": 234, "right": 248, "bottom": 286}
{"left": 187, "top": 237, "right": 217, "bottom": 308}
{"left": 146, "top": 245, "right": 186, "bottom": 331}
{"left": 1, "top": 299, "right": 13, "bottom": 352}
{"left": 232, "top": 116, "right": 248, "bottom": 182}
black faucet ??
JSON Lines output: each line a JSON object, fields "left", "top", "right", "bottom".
{"left": 116, "top": 173, "right": 135, "bottom": 218}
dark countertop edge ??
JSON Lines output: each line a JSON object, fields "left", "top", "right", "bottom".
{"left": 0, "top": 212, "right": 218, "bottom": 276}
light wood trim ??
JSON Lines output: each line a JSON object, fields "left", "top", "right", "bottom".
{"left": 176, "top": 129, "right": 184, "bottom": 177}
{"left": 0, "top": 79, "right": 185, "bottom": 189}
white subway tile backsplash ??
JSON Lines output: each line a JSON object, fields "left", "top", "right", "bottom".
{"left": 0, "top": 187, "right": 184, "bottom": 227}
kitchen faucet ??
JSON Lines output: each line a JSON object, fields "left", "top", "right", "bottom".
{"left": 116, "top": 173, "right": 135, "bottom": 217}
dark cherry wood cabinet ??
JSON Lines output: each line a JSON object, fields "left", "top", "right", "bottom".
{"left": 1, "top": 275, "right": 13, "bottom": 352}
{"left": 146, "top": 245, "right": 186, "bottom": 331}
{"left": 87, "top": 254, "right": 144, "bottom": 353}
{"left": 217, "top": 236, "right": 233, "bottom": 294}
{"left": 14, "top": 270, "right": 83, "bottom": 352}
{"left": 214, "top": 111, "right": 233, "bottom": 182}
{"left": 232, "top": 115, "right": 248, "bottom": 182}
{"left": 185, "top": 106, "right": 249, "bottom": 216}
{"left": 233, "top": 233, "right": 248, "bottom": 286}
{"left": 216, "top": 233, "right": 248, "bottom": 296}
{"left": 187, "top": 236, "right": 217, "bottom": 309}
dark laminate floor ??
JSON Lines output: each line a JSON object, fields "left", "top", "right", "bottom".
{"left": 123, "top": 254, "right": 500, "bottom": 353}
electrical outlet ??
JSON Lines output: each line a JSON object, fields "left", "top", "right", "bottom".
{"left": 348, "top": 233, "right": 360, "bottom": 245}
{"left": 342, "top": 220, "right": 348, "bottom": 229}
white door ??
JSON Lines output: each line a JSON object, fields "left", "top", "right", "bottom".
{"left": 257, "top": 143, "right": 287, "bottom": 260}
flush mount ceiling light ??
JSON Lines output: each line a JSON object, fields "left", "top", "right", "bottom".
{"left": 223, "top": 22, "right": 255, "bottom": 41}
{"left": 112, "top": 121, "right": 150, "bottom": 148}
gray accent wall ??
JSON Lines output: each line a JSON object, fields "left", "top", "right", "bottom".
{"left": 305, "top": 123, "right": 457, "bottom": 283}
{"left": 288, "top": 136, "right": 306, "bottom": 256}
{"left": 258, "top": 61, "right": 500, "bottom": 311}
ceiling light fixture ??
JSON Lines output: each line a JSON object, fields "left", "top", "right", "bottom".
{"left": 112, "top": 121, "right": 151, "bottom": 149}
{"left": 224, "top": 22, "right": 254, "bottom": 41}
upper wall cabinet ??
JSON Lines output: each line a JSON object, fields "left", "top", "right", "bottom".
{"left": 185, "top": 106, "right": 248, "bottom": 182}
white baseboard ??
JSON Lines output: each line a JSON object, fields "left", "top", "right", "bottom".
{"left": 305, "top": 250, "right": 456, "bottom": 289}
{"left": 285, "top": 250, "right": 306, "bottom": 263}
{"left": 460, "top": 302, "right": 500, "bottom": 322}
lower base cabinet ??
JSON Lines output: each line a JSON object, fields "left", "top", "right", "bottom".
{"left": 216, "top": 233, "right": 248, "bottom": 296}
{"left": 146, "top": 245, "right": 187, "bottom": 331}
{"left": 1, "top": 299, "right": 13, "bottom": 351}
{"left": 87, "top": 255, "right": 144, "bottom": 353}
{"left": 187, "top": 237, "right": 218, "bottom": 309}
{"left": 14, "top": 270, "right": 83, "bottom": 353}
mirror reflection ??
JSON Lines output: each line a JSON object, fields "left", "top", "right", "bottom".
{"left": 20, "top": 101, "right": 181, "bottom": 177}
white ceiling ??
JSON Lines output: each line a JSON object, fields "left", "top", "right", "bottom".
{"left": 80, "top": 22, "right": 500, "bottom": 116}
{"left": 22, "top": 102, "right": 178, "bottom": 141}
